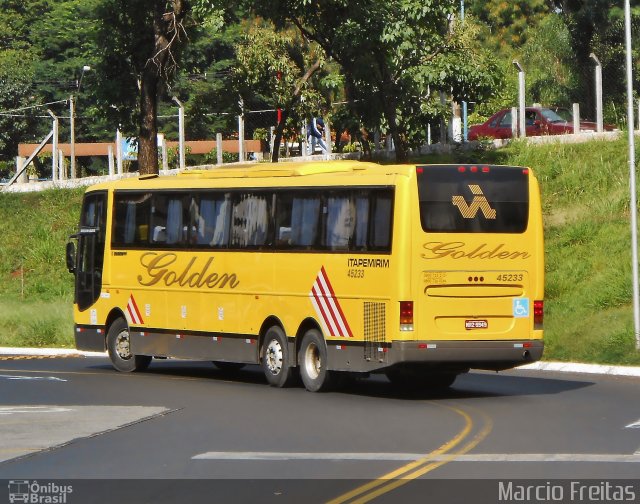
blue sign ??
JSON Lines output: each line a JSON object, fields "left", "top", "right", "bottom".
{"left": 121, "top": 138, "right": 138, "bottom": 161}
{"left": 513, "top": 298, "right": 530, "bottom": 318}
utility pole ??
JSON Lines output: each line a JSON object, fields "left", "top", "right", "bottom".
{"left": 70, "top": 65, "right": 91, "bottom": 179}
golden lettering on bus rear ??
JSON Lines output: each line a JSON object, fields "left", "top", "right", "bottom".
{"left": 137, "top": 252, "right": 240, "bottom": 289}
{"left": 421, "top": 241, "right": 530, "bottom": 260}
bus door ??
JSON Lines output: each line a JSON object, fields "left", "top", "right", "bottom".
{"left": 416, "top": 165, "right": 536, "bottom": 341}
{"left": 68, "top": 192, "right": 107, "bottom": 312}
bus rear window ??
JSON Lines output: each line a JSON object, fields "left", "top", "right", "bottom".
{"left": 417, "top": 165, "right": 529, "bottom": 233}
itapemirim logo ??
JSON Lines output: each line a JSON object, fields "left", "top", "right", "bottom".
{"left": 8, "top": 480, "right": 73, "bottom": 503}
{"left": 452, "top": 184, "right": 497, "bottom": 220}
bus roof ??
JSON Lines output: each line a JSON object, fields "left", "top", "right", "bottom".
{"left": 84, "top": 161, "right": 534, "bottom": 193}
{"left": 85, "top": 160, "right": 411, "bottom": 192}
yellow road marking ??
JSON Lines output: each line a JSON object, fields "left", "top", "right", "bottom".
{"left": 349, "top": 408, "right": 493, "bottom": 503}
{"left": 327, "top": 404, "right": 475, "bottom": 504}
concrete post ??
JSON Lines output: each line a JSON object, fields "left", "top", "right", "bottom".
{"left": 48, "top": 110, "right": 58, "bottom": 181}
{"left": 238, "top": 114, "right": 245, "bottom": 162}
{"left": 108, "top": 145, "right": 115, "bottom": 176}
{"left": 269, "top": 127, "right": 275, "bottom": 158}
{"left": 513, "top": 60, "right": 526, "bottom": 138}
{"left": 58, "top": 150, "right": 65, "bottom": 180}
{"left": 172, "top": 97, "right": 185, "bottom": 170}
{"left": 573, "top": 103, "right": 580, "bottom": 134}
{"left": 216, "top": 133, "right": 223, "bottom": 165}
{"left": 374, "top": 129, "right": 381, "bottom": 152}
{"left": 161, "top": 137, "right": 168, "bottom": 172}
{"left": 324, "top": 117, "right": 332, "bottom": 160}
{"left": 16, "top": 157, "right": 27, "bottom": 184}
{"left": 116, "top": 129, "right": 123, "bottom": 175}
{"left": 69, "top": 96, "right": 76, "bottom": 179}
{"left": 590, "top": 53, "right": 604, "bottom": 133}
{"left": 511, "top": 107, "right": 518, "bottom": 138}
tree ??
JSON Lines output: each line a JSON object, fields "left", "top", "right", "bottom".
{"left": 233, "top": 19, "right": 338, "bottom": 161}
{"left": 467, "top": 0, "right": 552, "bottom": 51}
{"left": 248, "top": 0, "right": 498, "bottom": 161}
{"left": 95, "top": 0, "right": 214, "bottom": 174}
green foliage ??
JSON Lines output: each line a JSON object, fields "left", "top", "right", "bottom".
{"left": 203, "top": 148, "right": 239, "bottom": 164}
{"left": 521, "top": 14, "right": 579, "bottom": 107}
{"left": 467, "top": 0, "right": 552, "bottom": 49}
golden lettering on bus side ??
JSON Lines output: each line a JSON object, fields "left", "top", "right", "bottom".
{"left": 421, "top": 241, "right": 531, "bottom": 260}
{"left": 137, "top": 252, "right": 240, "bottom": 289}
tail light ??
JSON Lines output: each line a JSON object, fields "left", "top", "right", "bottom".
{"left": 400, "top": 301, "right": 414, "bottom": 331}
{"left": 534, "top": 300, "right": 544, "bottom": 329}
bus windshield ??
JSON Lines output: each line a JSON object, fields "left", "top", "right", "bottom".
{"left": 417, "top": 165, "right": 529, "bottom": 233}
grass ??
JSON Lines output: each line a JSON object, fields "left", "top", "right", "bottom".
{"left": 1, "top": 141, "right": 640, "bottom": 365}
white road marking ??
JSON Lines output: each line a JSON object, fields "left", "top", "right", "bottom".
{"left": 0, "top": 374, "right": 66, "bottom": 382}
{"left": 625, "top": 418, "right": 640, "bottom": 428}
{"left": 0, "top": 406, "right": 73, "bottom": 415}
{"left": 192, "top": 452, "right": 640, "bottom": 463}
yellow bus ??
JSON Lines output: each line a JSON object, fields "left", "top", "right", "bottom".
{"left": 66, "top": 160, "right": 544, "bottom": 391}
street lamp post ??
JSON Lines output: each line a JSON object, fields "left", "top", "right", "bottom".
{"left": 70, "top": 65, "right": 91, "bottom": 179}
{"left": 623, "top": 0, "right": 640, "bottom": 349}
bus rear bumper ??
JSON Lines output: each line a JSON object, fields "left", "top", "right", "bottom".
{"left": 390, "top": 339, "right": 544, "bottom": 371}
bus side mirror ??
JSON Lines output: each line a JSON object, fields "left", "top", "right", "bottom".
{"left": 66, "top": 242, "right": 76, "bottom": 273}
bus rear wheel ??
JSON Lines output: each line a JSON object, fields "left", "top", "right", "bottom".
{"left": 299, "top": 329, "right": 334, "bottom": 392}
{"left": 261, "top": 326, "right": 295, "bottom": 387}
{"left": 107, "top": 318, "right": 151, "bottom": 373}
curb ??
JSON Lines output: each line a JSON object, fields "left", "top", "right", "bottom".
{"left": 0, "top": 347, "right": 106, "bottom": 358}
{"left": 518, "top": 361, "right": 640, "bottom": 378}
{"left": 0, "top": 347, "right": 639, "bottom": 377}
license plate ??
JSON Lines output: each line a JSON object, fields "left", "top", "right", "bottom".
{"left": 465, "top": 319, "right": 488, "bottom": 330}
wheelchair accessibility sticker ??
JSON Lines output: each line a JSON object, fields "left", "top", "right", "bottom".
{"left": 513, "top": 298, "right": 530, "bottom": 318}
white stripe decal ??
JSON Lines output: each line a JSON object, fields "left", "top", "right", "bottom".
{"left": 127, "top": 295, "right": 144, "bottom": 325}
{"left": 309, "top": 268, "right": 353, "bottom": 337}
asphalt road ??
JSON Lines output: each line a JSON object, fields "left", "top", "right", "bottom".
{"left": 0, "top": 356, "right": 638, "bottom": 503}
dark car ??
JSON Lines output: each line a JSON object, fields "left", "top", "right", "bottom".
{"left": 468, "top": 107, "right": 615, "bottom": 141}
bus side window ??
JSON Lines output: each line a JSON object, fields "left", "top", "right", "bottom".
{"left": 113, "top": 192, "right": 151, "bottom": 247}
{"left": 354, "top": 195, "right": 369, "bottom": 249}
{"left": 231, "top": 192, "right": 272, "bottom": 248}
{"left": 290, "top": 196, "right": 320, "bottom": 247}
{"left": 371, "top": 193, "right": 392, "bottom": 249}
{"left": 326, "top": 196, "right": 355, "bottom": 249}
{"left": 166, "top": 198, "right": 183, "bottom": 245}
{"left": 195, "top": 193, "right": 231, "bottom": 247}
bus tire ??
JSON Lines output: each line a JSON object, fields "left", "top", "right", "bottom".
{"left": 261, "top": 326, "right": 295, "bottom": 387}
{"left": 298, "top": 329, "right": 333, "bottom": 392}
{"left": 107, "top": 318, "right": 151, "bottom": 373}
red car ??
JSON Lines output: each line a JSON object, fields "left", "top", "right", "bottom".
{"left": 468, "top": 107, "right": 613, "bottom": 140}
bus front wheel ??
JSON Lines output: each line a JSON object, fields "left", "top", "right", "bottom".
{"left": 261, "top": 326, "right": 295, "bottom": 387}
{"left": 107, "top": 318, "right": 152, "bottom": 373}
{"left": 298, "top": 329, "right": 334, "bottom": 392}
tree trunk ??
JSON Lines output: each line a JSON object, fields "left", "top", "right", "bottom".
{"left": 137, "top": 1, "right": 188, "bottom": 175}
{"left": 271, "top": 109, "right": 288, "bottom": 163}
{"left": 138, "top": 69, "right": 159, "bottom": 175}
{"left": 381, "top": 82, "right": 407, "bottom": 162}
